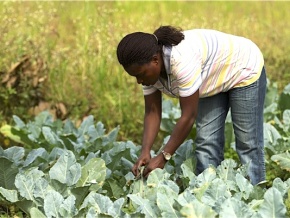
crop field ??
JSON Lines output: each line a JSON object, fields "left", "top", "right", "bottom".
{"left": 0, "top": 1, "right": 290, "bottom": 217}
{"left": 1, "top": 1, "right": 290, "bottom": 144}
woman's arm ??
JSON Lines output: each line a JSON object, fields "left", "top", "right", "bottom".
{"left": 162, "top": 90, "right": 199, "bottom": 155}
{"left": 141, "top": 90, "right": 162, "bottom": 153}
{"left": 132, "top": 90, "right": 162, "bottom": 176}
{"left": 142, "top": 90, "right": 199, "bottom": 177}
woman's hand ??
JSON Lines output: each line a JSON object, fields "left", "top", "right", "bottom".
{"left": 132, "top": 152, "right": 151, "bottom": 177}
{"left": 132, "top": 153, "right": 167, "bottom": 179}
{"left": 142, "top": 154, "right": 167, "bottom": 178}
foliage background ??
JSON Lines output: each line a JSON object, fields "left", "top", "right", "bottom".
{"left": 0, "top": 1, "right": 290, "bottom": 148}
{"left": 1, "top": 1, "right": 290, "bottom": 217}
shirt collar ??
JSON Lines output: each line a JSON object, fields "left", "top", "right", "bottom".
{"left": 162, "top": 46, "right": 172, "bottom": 75}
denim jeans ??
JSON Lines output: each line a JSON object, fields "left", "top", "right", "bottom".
{"left": 195, "top": 67, "right": 267, "bottom": 185}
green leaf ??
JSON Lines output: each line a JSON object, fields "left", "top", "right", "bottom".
{"left": 16, "top": 200, "right": 35, "bottom": 215}
{"left": 30, "top": 207, "right": 46, "bottom": 218}
{"left": 265, "top": 82, "right": 279, "bottom": 107}
{"left": 128, "top": 193, "right": 157, "bottom": 217}
{"left": 225, "top": 121, "right": 235, "bottom": 149}
{"left": 0, "top": 125, "right": 37, "bottom": 147}
{"left": 283, "top": 109, "right": 290, "bottom": 130}
{"left": 193, "top": 167, "right": 217, "bottom": 200}
{"left": 63, "top": 119, "right": 78, "bottom": 135}
{"left": 59, "top": 195, "right": 78, "bottom": 217}
{"left": 0, "top": 187, "right": 18, "bottom": 202}
{"left": 181, "top": 162, "right": 197, "bottom": 182}
{"left": 102, "top": 126, "right": 120, "bottom": 146}
{"left": 77, "top": 115, "right": 95, "bottom": 137}
{"left": 48, "top": 178, "right": 71, "bottom": 194}
{"left": 0, "top": 157, "right": 18, "bottom": 189}
{"left": 26, "top": 125, "right": 41, "bottom": 145}
{"left": 15, "top": 168, "right": 44, "bottom": 201}
{"left": 110, "top": 198, "right": 125, "bottom": 217}
{"left": 278, "top": 84, "right": 290, "bottom": 112}
{"left": 44, "top": 190, "right": 64, "bottom": 218}
{"left": 201, "top": 178, "right": 230, "bottom": 208}
{"left": 180, "top": 198, "right": 217, "bottom": 218}
{"left": 80, "top": 192, "right": 101, "bottom": 211}
{"left": 13, "top": 115, "right": 26, "bottom": 129}
{"left": 34, "top": 111, "right": 54, "bottom": 126}
{"left": 248, "top": 199, "right": 264, "bottom": 211}
{"left": 23, "top": 148, "right": 48, "bottom": 167}
{"left": 219, "top": 198, "right": 253, "bottom": 218}
{"left": 105, "top": 144, "right": 131, "bottom": 171}
{"left": 160, "top": 99, "right": 180, "bottom": 133}
{"left": 249, "top": 185, "right": 266, "bottom": 200}
{"left": 174, "top": 140, "right": 195, "bottom": 174}
{"left": 42, "top": 126, "right": 59, "bottom": 146}
{"left": 271, "top": 151, "right": 290, "bottom": 171}
{"left": 87, "top": 121, "right": 106, "bottom": 142}
{"left": 70, "top": 186, "right": 90, "bottom": 209}
{"left": 80, "top": 192, "right": 124, "bottom": 217}
{"left": 258, "top": 187, "right": 286, "bottom": 218}
{"left": 58, "top": 135, "right": 76, "bottom": 151}
{"left": 95, "top": 121, "right": 106, "bottom": 135}
{"left": 147, "top": 168, "right": 170, "bottom": 188}
{"left": 34, "top": 177, "right": 53, "bottom": 199}
{"left": 102, "top": 178, "right": 125, "bottom": 199}
{"left": 76, "top": 158, "right": 106, "bottom": 188}
{"left": 85, "top": 207, "right": 97, "bottom": 218}
{"left": 178, "top": 189, "right": 196, "bottom": 204}
{"left": 47, "top": 147, "right": 66, "bottom": 162}
{"left": 157, "top": 184, "right": 180, "bottom": 217}
{"left": 264, "top": 123, "right": 282, "bottom": 147}
{"left": 3, "top": 146, "right": 25, "bottom": 165}
{"left": 264, "top": 103, "right": 278, "bottom": 120}
{"left": 49, "top": 150, "right": 81, "bottom": 186}
{"left": 235, "top": 173, "right": 254, "bottom": 200}
{"left": 272, "top": 178, "right": 290, "bottom": 196}
{"left": 216, "top": 159, "right": 237, "bottom": 182}
{"left": 85, "top": 138, "right": 103, "bottom": 153}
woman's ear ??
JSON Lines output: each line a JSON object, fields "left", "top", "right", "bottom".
{"left": 152, "top": 54, "right": 159, "bottom": 65}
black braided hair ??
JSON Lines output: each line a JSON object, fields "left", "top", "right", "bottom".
{"left": 116, "top": 26, "right": 184, "bottom": 68}
{"left": 154, "top": 25, "right": 184, "bottom": 46}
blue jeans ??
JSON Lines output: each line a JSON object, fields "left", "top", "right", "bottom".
{"left": 195, "top": 67, "right": 267, "bottom": 185}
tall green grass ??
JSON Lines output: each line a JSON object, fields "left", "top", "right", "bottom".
{"left": 0, "top": 1, "right": 290, "bottom": 146}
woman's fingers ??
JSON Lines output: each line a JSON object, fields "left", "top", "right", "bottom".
{"left": 132, "top": 162, "right": 141, "bottom": 176}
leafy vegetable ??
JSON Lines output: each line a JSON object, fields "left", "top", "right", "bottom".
{"left": 1, "top": 82, "right": 290, "bottom": 217}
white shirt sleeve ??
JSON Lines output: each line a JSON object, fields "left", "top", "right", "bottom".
{"left": 142, "top": 85, "right": 157, "bottom": 96}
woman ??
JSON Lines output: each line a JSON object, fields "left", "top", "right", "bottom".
{"left": 116, "top": 26, "right": 266, "bottom": 185}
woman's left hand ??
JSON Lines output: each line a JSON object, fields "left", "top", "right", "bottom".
{"left": 142, "top": 153, "right": 167, "bottom": 178}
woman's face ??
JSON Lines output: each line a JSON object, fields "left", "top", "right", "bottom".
{"left": 124, "top": 54, "right": 162, "bottom": 86}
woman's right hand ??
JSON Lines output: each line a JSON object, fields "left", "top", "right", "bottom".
{"left": 132, "top": 152, "right": 151, "bottom": 177}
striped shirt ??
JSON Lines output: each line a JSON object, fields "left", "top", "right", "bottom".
{"left": 143, "top": 29, "right": 264, "bottom": 98}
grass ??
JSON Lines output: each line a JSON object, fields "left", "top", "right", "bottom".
{"left": 0, "top": 1, "right": 290, "bottom": 147}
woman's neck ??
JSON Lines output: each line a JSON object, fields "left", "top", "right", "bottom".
{"left": 159, "top": 52, "right": 167, "bottom": 80}
{"left": 160, "top": 68, "right": 167, "bottom": 80}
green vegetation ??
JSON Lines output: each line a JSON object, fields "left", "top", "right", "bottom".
{"left": 0, "top": 80, "right": 290, "bottom": 217}
{"left": 0, "top": 1, "right": 290, "bottom": 146}
{"left": 1, "top": 1, "right": 290, "bottom": 217}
